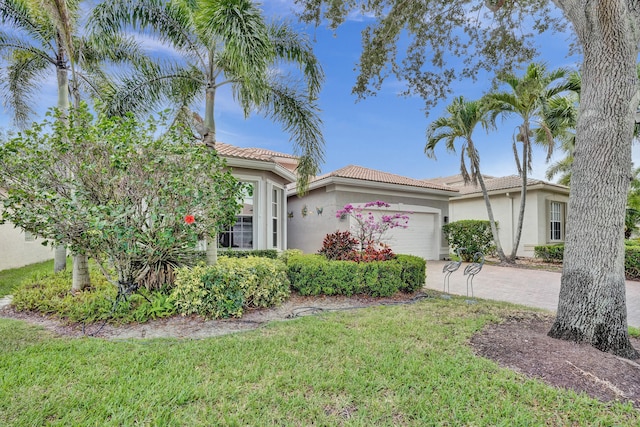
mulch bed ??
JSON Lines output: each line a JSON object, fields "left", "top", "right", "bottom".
{"left": 470, "top": 312, "right": 640, "bottom": 409}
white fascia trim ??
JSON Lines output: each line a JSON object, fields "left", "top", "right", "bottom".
{"left": 224, "top": 157, "right": 297, "bottom": 183}
{"left": 286, "top": 176, "right": 458, "bottom": 199}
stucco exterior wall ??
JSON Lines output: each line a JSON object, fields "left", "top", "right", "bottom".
{"left": 287, "top": 184, "right": 451, "bottom": 258}
{"left": 0, "top": 222, "right": 54, "bottom": 270}
{"left": 449, "top": 188, "right": 569, "bottom": 257}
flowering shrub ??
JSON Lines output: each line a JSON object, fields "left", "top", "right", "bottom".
{"left": 318, "top": 231, "right": 359, "bottom": 261}
{"left": 335, "top": 201, "right": 411, "bottom": 250}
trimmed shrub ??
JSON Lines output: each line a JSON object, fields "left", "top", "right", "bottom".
{"left": 216, "top": 257, "right": 291, "bottom": 308}
{"left": 172, "top": 265, "right": 243, "bottom": 318}
{"left": 442, "top": 220, "right": 495, "bottom": 261}
{"left": 172, "top": 257, "right": 290, "bottom": 318}
{"left": 535, "top": 242, "right": 640, "bottom": 281}
{"left": 625, "top": 246, "right": 640, "bottom": 280}
{"left": 287, "top": 254, "right": 426, "bottom": 297}
{"left": 279, "top": 249, "right": 303, "bottom": 264}
{"left": 220, "top": 249, "right": 279, "bottom": 259}
{"left": 534, "top": 244, "right": 564, "bottom": 262}
{"left": 396, "top": 254, "right": 427, "bottom": 292}
{"left": 318, "top": 231, "right": 359, "bottom": 261}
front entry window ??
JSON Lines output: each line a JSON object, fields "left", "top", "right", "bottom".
{"left": 219, "top": 183, "right": 254, "bottom": 249}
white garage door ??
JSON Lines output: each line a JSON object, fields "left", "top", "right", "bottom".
{"left": 351, "top": 211, "right": 439, "bottom": 260}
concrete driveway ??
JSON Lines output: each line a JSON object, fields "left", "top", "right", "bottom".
{"left": 425, "top": 260, "right": 640, "bottom": 328}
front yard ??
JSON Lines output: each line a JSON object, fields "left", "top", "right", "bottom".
{"left": 1, "top": 297, "right": 638, "bottom": 425}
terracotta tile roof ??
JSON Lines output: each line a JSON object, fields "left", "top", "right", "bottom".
{"left": 425, "top": 174, "right": 496, "bottom": 187}
{"left": 313, "top": 165, "right": 457, "bottom": 192}
{"left": 215, "top": 142, "right": 297, "bottom": 162}
{"left": 430, "top": 174, "right": 568, "bottom": 195}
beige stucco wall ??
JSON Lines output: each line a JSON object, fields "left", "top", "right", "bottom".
{"left": 449, "top": 188, "right": 569, "bottom": 257}
{"left": 0, "top": 222, "right": 54, "bottom": 270}
{"left": 287, "top": 183, "right": 451, "bottom": 258}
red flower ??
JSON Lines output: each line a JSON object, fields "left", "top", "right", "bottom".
{"left": 184, "top": 215, "right": 195, "bottom": 224}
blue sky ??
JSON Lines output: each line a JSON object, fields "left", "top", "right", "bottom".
{"left": 239, "top": 1, "right": 588, "bottom": 181}
{"left": 3, "top": 1, "right": 637, "bottom": 182}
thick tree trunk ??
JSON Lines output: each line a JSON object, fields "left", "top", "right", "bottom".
{"left": 549, "top": 0, "right": 639, "bottom": 358}
{"left": 71, "top": 254, "right": 90, "bottom": 291}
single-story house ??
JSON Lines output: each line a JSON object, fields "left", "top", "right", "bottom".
{"left": 286, "top": 165, "right": 458, "bottom": 260}
{"left": 0, "top": 143, "right": 571, "bottom": 270}
{"left": 426, "top": 174, "right": 570, "bottom": 258}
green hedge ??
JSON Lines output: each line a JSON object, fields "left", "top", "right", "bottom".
{"left": 535, "top": 243, "right": 640, "bottom": 280}
{"left": 442, "top": 220, "right": 495, "bottom": 262}
{"left": 286, "top": 254, "right": 426, "bottom": 297}
{"left": 533, "top": 244, "right": 565, "bottom": 262}
{"left": 220, "top": 249, "right": 279, "bottom": 259}
{"left": 172, "top": 257, "right": 290, "bottom": 318}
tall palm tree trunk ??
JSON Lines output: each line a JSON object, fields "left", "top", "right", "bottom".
{"left": 510, "top": 126, "right": 531, "bottom": 261}
{"left": 53, "top": 65, "right": 69, "bottom": 273}
{"left": 476, "top": 168, "right": 509, "bottom": 263}
{"left": 204, "top": 83, "right": 218, "bottom": 265}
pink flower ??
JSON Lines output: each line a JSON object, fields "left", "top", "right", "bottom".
{"left": 184, "top": 215, "right": 195, "bottom": 224}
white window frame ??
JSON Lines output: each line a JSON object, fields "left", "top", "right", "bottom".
{"left": 549, "top": 201, "right": 563, "bottom": 242}
{"left": 269, "top": 183, "right": 283, "bottom": 249}
{"left": 218, "top": 181, "right": 257, "bottom": 250}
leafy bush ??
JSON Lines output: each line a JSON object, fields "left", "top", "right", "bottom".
{"left": 535, "top": 242, "right": 640, "bottom": 281}
{"left": 171, "top": 265, "right": 243, "bottom": 319}
{"left": 355, "top": 243, "right": 395, "bottom": 262}
{"left": 172, "top": 257, "right": 290, "bottom": 319}
{"left": 534, "top": 244, "right": 564, "bottom": 262}
{"left": 0, "top": 105, "right": 243, "bottom": 289}
{"left": 11, "top": 269, "right": 176, "bottom": 323}
{"left": 625, "top": 246, "right": 640, "bottom": 280}
{"left": 318, "top": 231, "right": 359, "bottom": 261}
{"left": 279, "top": 249, "right": 303, "bottom": 264}
{"left": 216, "top": 257, "right": 291, "bottom": 308}
{"left": 396, "top": 255, "right": 427, "bottom": 292}
{"left": 219, "top": 249, "right": 279, "bottom": 259}
{"left": 442, "top": 220, "right": 496, "bottom": 261}
{"left": 287, "top": 254, "right": 425, "bottom": 297}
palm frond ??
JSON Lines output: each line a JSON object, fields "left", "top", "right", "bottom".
{"left": 89, "top": 0, "right": 204, "bottom": 66}
{"left": 0, "top": 0, "right": 56, "bottom": 47}
{"left": 196, "top": 0, "right": 271, "bottom": 79}
{"left": 255, "top": 79, "right": 324, "bottom": 193}
{"left": 267, "top": 21, "right": 324, "bottom": 98}
{"left": 1, "top": 47, "right": 50, "bottom": 127}
{"left": 98, "top": 60, "right": 204, "bottom": 118}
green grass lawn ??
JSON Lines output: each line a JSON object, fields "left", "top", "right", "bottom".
{"left": 1, "top": 297, "right": 638, "bottom": 426}
{"left": 0, "top": 259, "right": 70, "bottom": 298}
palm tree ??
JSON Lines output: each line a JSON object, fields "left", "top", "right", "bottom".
{"left": 0, "top": 0, "right": 146, "bottom": 288}
{"left": 543, "top": 71, "right": 580, "bottom": 186}
{"left": 88, "top": 0, "right": 325, "bottom": 264}
{"left": 426, "top": 96, "right": 510, "bottom": 263}
{"left": 485, "top": 62, "right": 571, "bottom": 260}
